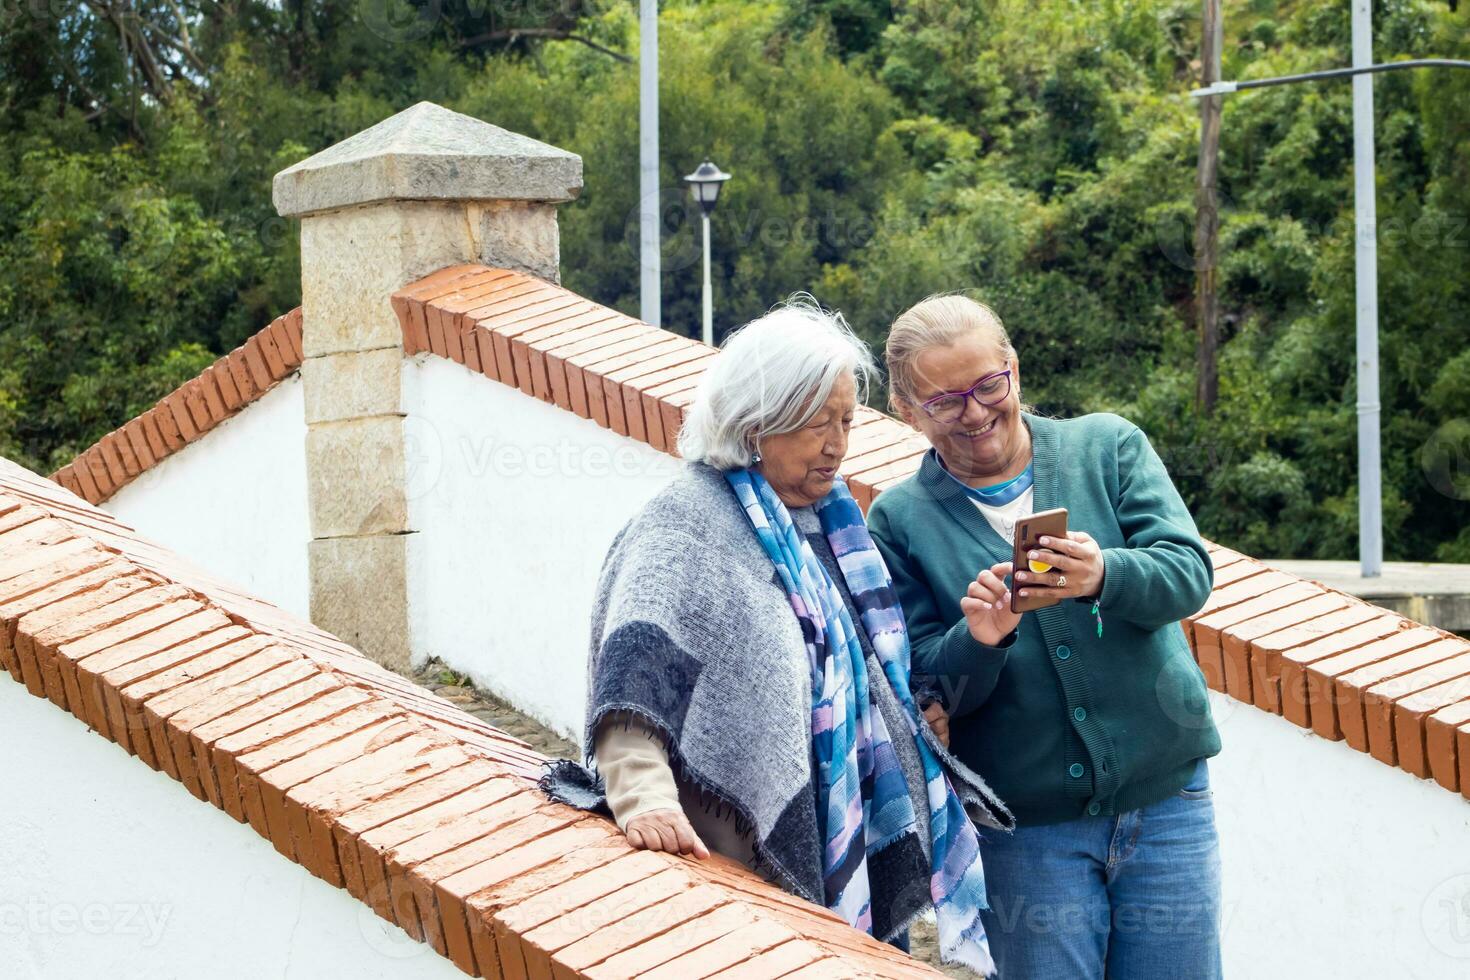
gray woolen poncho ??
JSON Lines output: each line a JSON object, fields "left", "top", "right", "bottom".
{"left": 542, "top": 462, "right": 1013, "bottom": 940}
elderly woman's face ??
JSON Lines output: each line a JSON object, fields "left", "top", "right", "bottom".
{"left": 901, "top": 333, "right": 1025, "bottom": 480}
{"left": 756, "top": 373, "right": 857, "bottom": 508}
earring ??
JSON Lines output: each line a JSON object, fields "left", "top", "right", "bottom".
{"left": 751, "top": 450, "right": 763, "bottom": 464}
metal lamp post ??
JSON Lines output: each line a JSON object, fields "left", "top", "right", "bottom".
{"left": 683, "top": 161, "right": 731, "bottom": 346}
{"left": 1189, "top": 0, "right": 1470, "bottom": 578}
{"left": 639, "top": 0, "right": 660, "bottom": 326}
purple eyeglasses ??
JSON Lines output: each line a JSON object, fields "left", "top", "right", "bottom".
{"left": 918, "top": 369, "right": 1012, "bottom": 423}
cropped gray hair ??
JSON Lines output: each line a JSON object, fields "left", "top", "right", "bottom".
{"left": 677, "top": 295, "right": 877, "bottom": 470}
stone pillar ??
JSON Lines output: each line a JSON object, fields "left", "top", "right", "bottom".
{"left": 273, "top": 101, "right": 581, "bottom": 672}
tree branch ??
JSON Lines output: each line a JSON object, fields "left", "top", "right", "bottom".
{"left": 150, "top": 1, "right": 208, "bottom": 74}
{"left": 85, "top": 0, "right": 182, "bottom": 103}
{"left": 457, "top": 27, "right": 632, "bottom": 64}
{"left": 56, "top": 54, "right": 122, "bottom": 127}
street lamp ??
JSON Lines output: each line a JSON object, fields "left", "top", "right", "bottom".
{"left": 1188, "top": 0, "right": 1470, "bottom": 578}
{"left": 683, "top": 160, "right": 732, "bottom": 346}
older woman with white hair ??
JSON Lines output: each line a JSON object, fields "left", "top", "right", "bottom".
{"left": 543, "top": 298, "right": 1013, "bottom": 972}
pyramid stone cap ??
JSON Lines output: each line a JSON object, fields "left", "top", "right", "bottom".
{"left": 273, "top": 101, "right": 583, "bottom": 217}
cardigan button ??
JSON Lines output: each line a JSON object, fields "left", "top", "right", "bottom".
{"left": 1069, "top": 763, "right": 1085, "bottom": 778}
{"left": 1056, "top": 645, "right": 1072, "bottom": 660}
{"left": 1074, "top": 707, "right": 1088, "bottom": 722}
{"left": 1087, "top": 802, "right": 1101, "bottom": 816}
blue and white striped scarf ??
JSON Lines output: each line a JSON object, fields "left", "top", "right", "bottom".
{"left": 726, "top": 468, "right": 996, "bottom": 974}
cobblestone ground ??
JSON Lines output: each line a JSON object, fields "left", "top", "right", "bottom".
{"left": 416, "top": 660, "right": 580, "bottom": 761}
{"left": 414, "top": 660, "right": 982, "bottom": 978}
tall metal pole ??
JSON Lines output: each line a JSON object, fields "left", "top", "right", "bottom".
{"left": 1352, "top": 0, "right": 1383, "bottom": 577}
{"left": 639, "top": 0, "right": 660, "bottom": 326}
{"left": 700, "top": 213, "right": 713, "bottom": 346}
{"left": 1188, "top": 49, "right": 1468, "bottom": 580}
{"left": 1194, "top": 0, "right": 1223, "bottom": 415}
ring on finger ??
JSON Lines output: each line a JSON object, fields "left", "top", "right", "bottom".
{"left": 1057, "top": 574, "right": 1067, "bottom": 588}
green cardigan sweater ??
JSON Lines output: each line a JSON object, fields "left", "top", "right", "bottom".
{"left": 867, "top": 412, "right": 1221, "bottom": 827}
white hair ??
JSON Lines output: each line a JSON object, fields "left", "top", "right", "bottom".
{"left": 677, "top": 295, "right": 877, "bottom": 470}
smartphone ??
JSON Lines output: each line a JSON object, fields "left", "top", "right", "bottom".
{"left": 1011, "top": 507, "right": 1069, "bottom": 613}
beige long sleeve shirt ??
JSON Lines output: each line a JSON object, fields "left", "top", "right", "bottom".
{"left": 593, "top": 712, "right": 757, "bottom": 867}
{"left": 594, "top": 713, "right": 682, "bottom": 829}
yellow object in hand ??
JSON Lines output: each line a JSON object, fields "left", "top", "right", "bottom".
{"left": 1028, "top": 559, "right": 1053, "bottom": 574}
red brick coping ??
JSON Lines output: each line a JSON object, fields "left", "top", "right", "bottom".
{"left": 31, "top": 262, "right": 1469, "bottom": 954}
{"left": 1187, "top": 542, "right": 1470, "bottom": 794}
{"left": 391, "top": 265, "right": 1470, "bottom": 803}
{"left": 388, "top": 265, "right": 927, "bottom": 512}
{"left": 1, "top": 457, "right": 941, "bottom": 978}
{"left": 50, "top": 309, "right": 304, "bottom": 506}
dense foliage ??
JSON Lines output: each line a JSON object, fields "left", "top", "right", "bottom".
{"left": 1, "top": 0, "right": 1467, "bottom": 560}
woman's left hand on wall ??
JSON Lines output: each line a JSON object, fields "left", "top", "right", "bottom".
{"left": 626, "top": 808, "right": 712, "bottom": 859}
{"left": 1015, "top": 531, "right": 1106, "bottom": 601}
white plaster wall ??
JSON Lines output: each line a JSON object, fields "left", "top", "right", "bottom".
{"left": 403, "top": 356, "right": 681, "bottom": 742}
{"left": 392, "top": 356, "right": 1470, "bottom": 977}
{"left": 103, "top": 376, "right": 311, "bottom": 621}
{"left": 1210, "top": 689, "right": 1470, "bottom": 978}
{"left": 0, "top": 679, "right": 464, "bottom": 980}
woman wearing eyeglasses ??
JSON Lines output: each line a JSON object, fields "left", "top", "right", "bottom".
{"left": 865, "top": 294, "right": 1224, "bottom": 980}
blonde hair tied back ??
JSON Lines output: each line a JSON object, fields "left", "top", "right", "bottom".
{"left": 884, "top": 292, "right": 1028, "bottom": 415}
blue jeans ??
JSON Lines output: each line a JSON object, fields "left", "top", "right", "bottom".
{"left": 975, "top": 757, "right": 1222, "bottom": 979}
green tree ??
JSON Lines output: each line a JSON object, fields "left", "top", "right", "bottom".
{"left": 0, "top": 0, "right": 1466, "bottom": 563}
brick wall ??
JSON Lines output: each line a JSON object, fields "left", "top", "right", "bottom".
{"left": 1, "top": 453, "right": 939, "bottom": 978}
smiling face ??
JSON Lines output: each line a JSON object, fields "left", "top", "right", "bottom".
{"left": 898, "top": 332, "right": 1029, "bottom": 484}
{"left": 756, "top": 372, "right": 857, "bottom": 508}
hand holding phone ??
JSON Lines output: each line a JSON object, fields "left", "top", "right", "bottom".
{"left": 1011, "top": 508, "right": 1070, "bottom": 613}
{"left": 1012, "top": 509, "right": 1108, "bottom": 610}
{"left": 960, "top": 561, "right": 1022, "bottom": 646}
